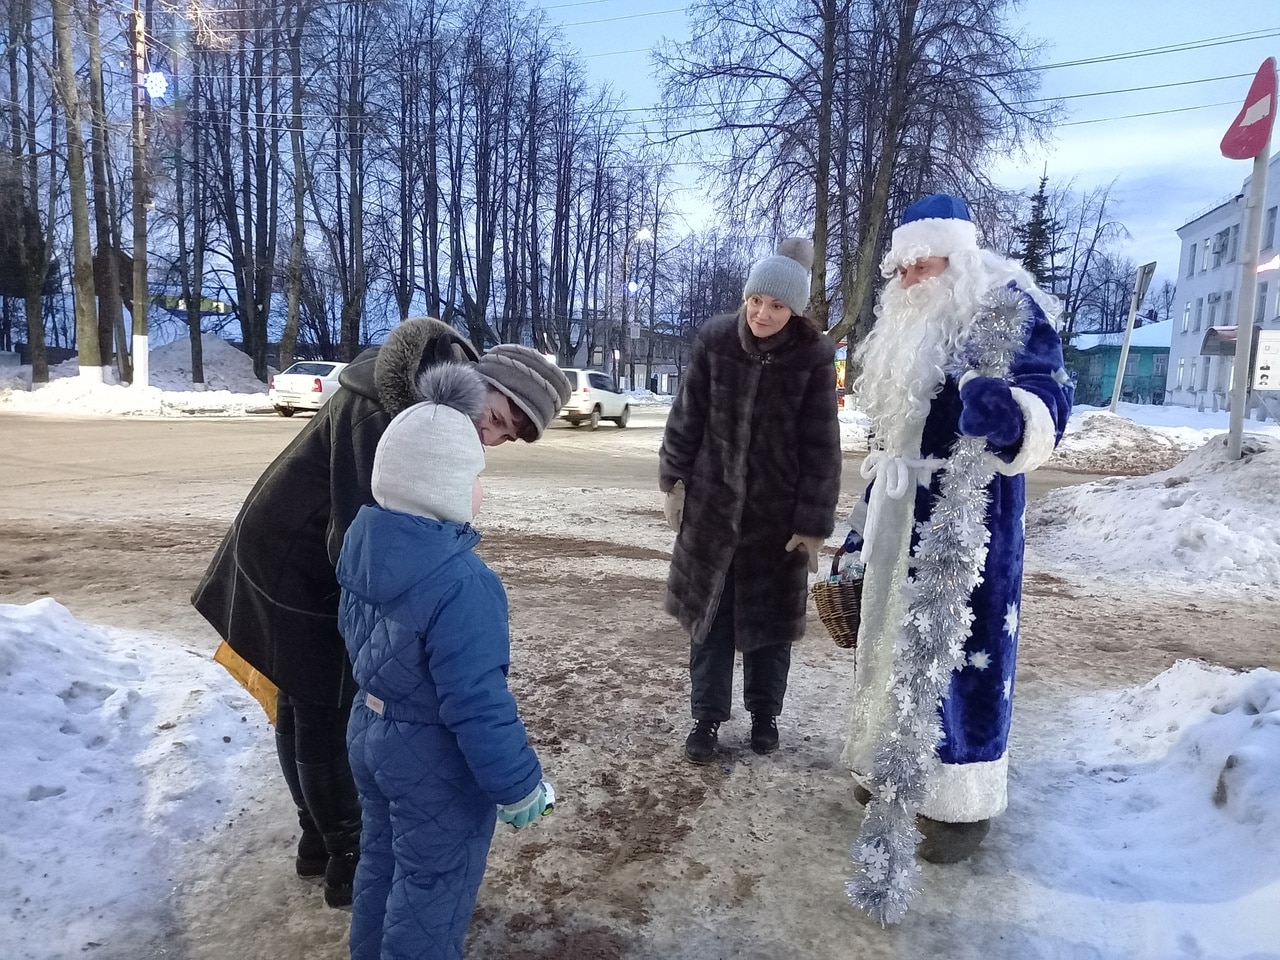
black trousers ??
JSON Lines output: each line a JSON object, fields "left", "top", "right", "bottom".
{"left": 275, "top": 693, "right": 360, "bottom": 840}
{"left": 689, "top": 568, "right": 790, "bottom": 723}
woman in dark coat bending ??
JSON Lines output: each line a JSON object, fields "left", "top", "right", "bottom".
{"left": 191, "top": 320, "right": 569, "bottom": 907}
{"left": 660, "top": 239, "right": 842, "bottom": 763}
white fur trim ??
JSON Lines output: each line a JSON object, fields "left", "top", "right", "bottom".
{"left": 919, "top": 754, "right": 1009, "bottom": 822}
{"left": 884, "top": 217, "right": 979, "bottom": 271}
{"left": 991, "top": 386, "right": 1056, "bottom": 476}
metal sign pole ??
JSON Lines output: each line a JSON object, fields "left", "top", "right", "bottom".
{"left": 1226, "top": 139, "right": 1271, "bottom": 459}
{"left": 1221, "top": 58, "right": 1276, "bottom": 459}
{"left": 1109, "top": 261, "right": 1156, "bottom": 413}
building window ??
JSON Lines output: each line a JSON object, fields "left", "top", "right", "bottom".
{"left": 1177, "top": 357, "right": 1186, "bottom": 388}
{"left": 1125, "top": 356, "right": 1138, "bottom": 376}
{"left": 1193, "top": 298, "right": 1203, "bottom": 332}
{"left": 1213, "top": 228, "right": 1230, "bottom": 268}
{"left": 1265, "top": 206, "right": 1278, "bottom": 251}
{"left": 1223, "top": 290, "right": 1233, "bottom": 325}
{"left": 1153, "top": 355, "right": 1168, "bottom": 376}
{"left": 1199, "top": 359, "right": 1211, "bottom": 391}
{"left": 1201, "top": 238, "right": 1212, "bottom": 272}
{"left": 1186, "top": 246, "right": 1196, "bottom": 278}
{"left": 1182, "top": 301, "right": 1191, "bottom": 332}
{"left": 1258, "top": 282, "right": 1271, "bottom": 325}
{"left": 1208, "top": 299, "right": 1218, "bottom": 327}
{"left": 1229, "top": 224, "right": 1241, "bottom": 262}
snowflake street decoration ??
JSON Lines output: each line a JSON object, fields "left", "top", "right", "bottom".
{"left": 847, "top": 285, "right": 1030, "bottom": 925}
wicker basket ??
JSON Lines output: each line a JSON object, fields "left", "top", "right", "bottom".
{"left": 811, "top": 548, "right": 863, "bottom": 649}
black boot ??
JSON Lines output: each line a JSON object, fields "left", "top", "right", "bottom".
{"left": 275, "top": 731, "right": 328, "bottom": 878}
{"left": 916, "top": 816, "right": 990, "bottom": 864}
{"left": 683, "top": 719, "right": 720, "bottom": 764}
{"left": 749, "top": 713, "right": 779, "bottom": 755}
{"left": 297, "top": 759, "right": 363, "bottom": 908}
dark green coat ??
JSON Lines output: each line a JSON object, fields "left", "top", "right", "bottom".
{"left": 191, "top": 319, "right": 478, "bottom": 707}
{"left": 660, "top": 312, "right": 842, "bottom": 651}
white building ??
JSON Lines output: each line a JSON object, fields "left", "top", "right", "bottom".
{"left": 1170, "top": 150, "right": 1280, "bottom": 412}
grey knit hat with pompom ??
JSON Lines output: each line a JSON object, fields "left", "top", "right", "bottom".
{"left": 743, "top": 237, "right": 814, "bottom": 317}
{"left": 372, "top": 362, "right": 487, "bottom": 524}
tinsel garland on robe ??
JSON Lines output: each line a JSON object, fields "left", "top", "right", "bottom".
{"left": 845, "top": 284, "right": 1044, "bottom": 924}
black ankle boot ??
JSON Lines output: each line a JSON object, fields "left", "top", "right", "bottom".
{"left": 275, "top": 731, "right": 328, "bottom": 877}
{"left": 916, "top": 816, "right": 991, "bottom": 864}
{"left": 297, "top": 759, "right": 363, "bottom": 908}
{"left": 322, "top": 840, "right": 360, "bottom": 908}
{"left": 684, "top": 719, "right": 720, "bottom": 764}
{"left": 750, "top": 713, "right": 779, "bottom": 755}
{"left": 295, "top": 811, "right": 328, "bottom": 878}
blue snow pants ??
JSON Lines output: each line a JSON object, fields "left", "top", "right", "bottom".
{"left": 347, "top": 700, "right": 496, "bottom": 960}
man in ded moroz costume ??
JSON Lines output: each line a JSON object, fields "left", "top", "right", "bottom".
{"left": 841, "top": 194, "right": 1073, "bottom": 922}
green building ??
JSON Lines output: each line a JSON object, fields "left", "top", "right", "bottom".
{"left": 1067, "top": 319, "right": 1172, "bottom": 407}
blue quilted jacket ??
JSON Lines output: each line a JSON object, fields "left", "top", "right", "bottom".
{"left": 336, "top": 504, "right": 542, "bottom": 806}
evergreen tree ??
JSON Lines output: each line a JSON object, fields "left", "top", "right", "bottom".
{"left": 1015, "top": 174, "right": 1063, "bottom": 292}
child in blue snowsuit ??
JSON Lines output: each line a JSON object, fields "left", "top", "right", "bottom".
{"left": 337, "top": 362, "right": 552, "bottom": 960}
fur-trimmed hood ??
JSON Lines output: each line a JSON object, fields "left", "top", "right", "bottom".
{"left": 336, "top": 317, "right": 481, "bottom": 418}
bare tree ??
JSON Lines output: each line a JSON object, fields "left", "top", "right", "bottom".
{"left": 50, "top": 0, "right": 102, "bottom": 377}
{"left": 659, "top": 0, "right": 1054, "bottom": 348}
{"left": 1046, "top": 181, "right": 1128, "bottom": 336}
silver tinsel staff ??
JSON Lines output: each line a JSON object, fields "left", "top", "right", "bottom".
{"left": 847, "top": 284, "right": 1031, "bottom": 925}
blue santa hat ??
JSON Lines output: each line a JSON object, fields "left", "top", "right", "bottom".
{"left": 882, "top": 193, "right": 979, "bottom": 273}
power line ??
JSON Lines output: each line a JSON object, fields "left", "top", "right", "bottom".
{"left": 1061, "top": 99, "right": 1240, "bottom": 127}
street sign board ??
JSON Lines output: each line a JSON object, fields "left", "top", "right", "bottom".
{"left": 1252, "top": 329, "right": 1280, "bottom": 391}
{"left": 1134, "top": 261, "right": 1156, "bottom": 305}
{"left": 1221, "top": 57, "right": 1277, "bottom": 160}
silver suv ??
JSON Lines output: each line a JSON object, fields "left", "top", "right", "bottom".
{"left": 560, "top": 368, "right": 630, "bottom": 429}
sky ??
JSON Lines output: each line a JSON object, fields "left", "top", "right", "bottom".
{"left": 4, "top": 342, "right": 1280, "bottom": 956}
{"left": 526, "top": 0, "right": 1280, "bottom": 286}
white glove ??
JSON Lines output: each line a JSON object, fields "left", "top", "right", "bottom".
{"left": 664, "top": 481, "right": 685, "bottom": 533}
{"left": 785, "top": 533, "right": 823, "bottom": 574}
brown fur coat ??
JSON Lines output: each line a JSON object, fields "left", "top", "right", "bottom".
{"left": 660, "top": 312, "right": 842, "bottom": 651}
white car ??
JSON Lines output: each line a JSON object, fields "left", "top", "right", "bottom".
{"left": 268, "top": 360, "right": 348, "bottom": 417}
{"left": 560, "top": 368, "right": 630, "bottom": 429}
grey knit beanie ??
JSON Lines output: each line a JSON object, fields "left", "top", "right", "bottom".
{"left": 371, "top": 363, "right": 487, "bottom": 524}
{"left": 742, "top": 237, "right": 814, "bottom": 317}
{"left": 476, "top": 344, "right": 572, "bottom": 442}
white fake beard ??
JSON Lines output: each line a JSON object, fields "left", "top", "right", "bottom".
{"left": 853, "top": 275, "right": 974, "bottom": 454}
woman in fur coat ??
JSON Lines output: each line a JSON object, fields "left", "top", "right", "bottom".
{"left": 659, "top": 238, "right": 842, "bottom": 763}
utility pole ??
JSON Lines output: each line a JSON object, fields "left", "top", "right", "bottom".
{"left": 130, "top": 0, "right": 150, "bottom": 387}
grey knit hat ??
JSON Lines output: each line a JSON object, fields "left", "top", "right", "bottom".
{"left": 372, "top": 363, "right": 487, "bottom": 524}
{"left": 743, "top": 237, "right": 814, "bottom": 317}
{"left": 476, "top": 344, "right": 572, "bottom": 442}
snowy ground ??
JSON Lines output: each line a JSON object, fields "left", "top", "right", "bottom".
{"left": 2, "top": 339, "right": 1279, "bottom": 959}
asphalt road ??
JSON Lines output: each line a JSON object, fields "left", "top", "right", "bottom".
{"left": 2, "top": 407, "right": 1109, "bottom": 515}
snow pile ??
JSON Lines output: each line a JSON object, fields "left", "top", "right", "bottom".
{"left": 623, "top": 387, "right": 674, "bottom": 406}
{"left": 1010, "top": 660, "right": 1280, "bottom": 908}
{"left": 149, "top": 334, "right": 270, "bottom": 393}
{"left": 838, "top": 406, "right": 872, "bottom": 451}
{"left": 0, "top": 334, "right": 271, "bottom": 416}
{"left": 1049, "top": 409, "right": 1192, "bottom": 475}
{"left": 1029, "top": 433, "right": 1280, "bottom": 585}
{"left": 0, "top": 599, "right": 262, "bottom": 956}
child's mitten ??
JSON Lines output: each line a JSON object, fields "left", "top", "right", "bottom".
{"left": 497, "top": 782, "right": 551, "bottom": 829}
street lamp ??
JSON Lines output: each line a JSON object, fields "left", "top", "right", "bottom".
{"left": 619, "top": 227, "right": 652, "bottom": 390}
